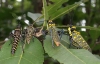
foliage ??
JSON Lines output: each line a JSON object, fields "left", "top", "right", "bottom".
{"left": 0, "top": 38, "right": 44, "bottom": 64}
{"left": 44, "top": 35, "right": 100, "bottom": 64}
{"left": 0, "top": 0, "right": 100, "bottom": 64}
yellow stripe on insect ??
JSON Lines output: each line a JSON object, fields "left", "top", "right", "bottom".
{"left": 68, "top": 27, "right": 72, "bottom": 36}
{"left": 72, "top": 26, "right": 76, "bottom": 29}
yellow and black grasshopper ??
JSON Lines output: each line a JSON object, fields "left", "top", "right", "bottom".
{"left": 47, "top": 20, "right": 61, "bottom": 47}
{"left": 10, "top": 24, "right": 23, "bottom": 55}
{"left": 67, "top": 25, "right": 92, "bottom": 52}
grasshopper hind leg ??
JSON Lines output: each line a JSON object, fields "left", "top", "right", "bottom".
{"left": 50, "top": 29, "right": 54, "bottom": 47}
{"left": 51, "top": 35, "right": 54, "bottom": 47}
{"left": 51, "top": 37, "right": 54, "bottom": 47}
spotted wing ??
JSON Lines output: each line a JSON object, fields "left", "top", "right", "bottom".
{"left": 72, "top": 31, "right": 91, "bottom": 52}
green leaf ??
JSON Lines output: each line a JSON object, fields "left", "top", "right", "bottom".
{"left": 47, "top": 0, "right": 68, "bottom": 15}
{"left": 41, "top": 0, "right": 83, "bottom": 20}
{"left": 27, "top": 12, "right": 44, "bottom": 25}
{"left": 27, "top": 12, "right": 42, "bottom": 21}
{"left": 50, "top": 1, "right": 83, "bottom": 20}
{"left": 41, "top": 0, "right": 89, "bottom": 21}
{"left": 44, "top": 35, "right": 100, "bottom": 64}
{"left": 42, "top": 0, "right": 49, "bottom": 27}
{"left": 0, "top": 38, "right": 44, "bottom": 64}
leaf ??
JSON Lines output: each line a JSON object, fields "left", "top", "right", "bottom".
{"left": 47, "top": 0, "right": 68, "bottom": 15}
{"left": 0, "top": 38, "right": 44, "bottom": 64}
{"left": 41, "top": 0, "right": 68, "bottom": 21}
{"left": 42, "top": 0, "right": 49, "bottom": 27}
{"left": 41, "top": 0, "right": 88, "bottom": 21}
{"left": 41, "top": 0, "right": 85, "bottom": 20}
{"left": 50, "top": 1, "right": 83, "bottom": 20}
{"left": 27, "top": 12, "right": 43, "bottom": 22}
{"left": 44, "top": 35, "right": 100, "bottom": 64}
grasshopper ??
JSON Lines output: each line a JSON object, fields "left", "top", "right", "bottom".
{"left": 67, "top": 25, "right": 92, "bottom": 52}
{"left": 47, "top": 20, "right": 61, "bottom": 47}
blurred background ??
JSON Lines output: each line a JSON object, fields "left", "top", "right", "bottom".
{"left": 0, "top": 0, "right": 100, "bottom": 64}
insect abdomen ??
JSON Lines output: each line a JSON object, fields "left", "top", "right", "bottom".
{"left": 11, "top": 36, "right": 20, "bottom": 55}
